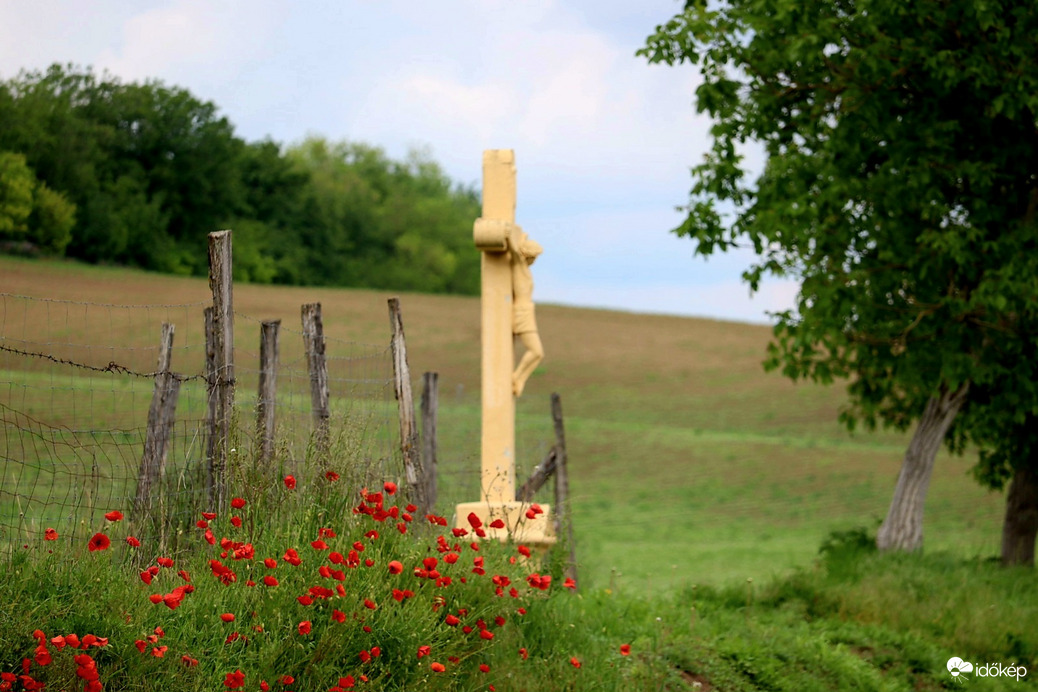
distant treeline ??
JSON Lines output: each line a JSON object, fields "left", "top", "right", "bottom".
{"left": 0, "top": 64, "right": 481, "bottom": 294}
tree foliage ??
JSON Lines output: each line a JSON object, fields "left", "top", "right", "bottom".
{"left": 642, "top": 0, "right": 1038, "bottom": 552}
{"left": 0, "top": 64, "right": 481, "bottom": 294}
{"left": 0, "top": 150, "right": 76, "bottom": 254}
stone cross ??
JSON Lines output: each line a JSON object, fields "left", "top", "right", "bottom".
{"left": 455, "top": 149, "right": 554, "bottom": 548}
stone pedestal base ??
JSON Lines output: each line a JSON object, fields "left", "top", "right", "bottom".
{"left": 455, "top": 500, "right": 557, "bottom": 551}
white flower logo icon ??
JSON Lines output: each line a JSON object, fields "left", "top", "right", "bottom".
{"left": 947, "top": 657, "right": 974, "bottom": 681}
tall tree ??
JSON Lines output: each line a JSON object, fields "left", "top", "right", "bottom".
{"left": 642, "top": 0, "right": 1038, "bottom": 551}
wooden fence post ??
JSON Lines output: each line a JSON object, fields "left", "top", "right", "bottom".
{"left": 257, "top": 319, "right": 281, "bottom": 465}
{"left": 133, "top": 323, "right": 181, "bottom": 527}
{"left": 421, "top": 371, "right": 439, "bottom": 511}
{"left": 515, "top": 448, "right": 557, "bottom": 502}
{"left": 204, "top": 307, "right": 217, "bottom": 498}
{"left": 388, "top": 298, "right": 424, "bottom": 509}
{"left": 551, "top": 392, "right": 577, "bottom": 586}
{"left": 207, "top": 230, "right": 234, "bottom": 511}
{"left": 301, "top": 303, "right": 330, "bottom": 459}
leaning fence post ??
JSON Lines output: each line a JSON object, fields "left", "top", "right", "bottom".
{"left": 257, "top": 319, "right": 281, "bottom": 465}
{"left": 421, "top": 371, "right": 439, "bottom": 511}
{"left": 301, "top": 303, "right": 330, "bottom": 459}
{"left": 207, "top": 230, "right": 235, "bottom": 512}
{"left": 551, "top": 392, "right": 577, "bottom": 586}
{"left": 133, "top": 323, "right": 181, "bottom": 532}
{"left": 388, "top": 297, "right": 424, "bottom": 509}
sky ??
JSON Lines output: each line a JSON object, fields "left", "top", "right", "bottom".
{"left": 0, "top": 0, "right": 799, "bottom": 324}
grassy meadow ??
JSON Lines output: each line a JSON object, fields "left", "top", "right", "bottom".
{"left": 2, "top": 254, "right": 1035, "bottom": 691}
{"left": 0, "top": 253, "right": 1007, "bottom": 589}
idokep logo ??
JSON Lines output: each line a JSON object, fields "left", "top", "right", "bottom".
{"left": 947, "top": 657, "right": 1028, "bottom": 683}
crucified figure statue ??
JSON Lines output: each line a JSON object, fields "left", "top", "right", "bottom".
{"left": 508, "top": 225, "right": 544, "bottom": 398}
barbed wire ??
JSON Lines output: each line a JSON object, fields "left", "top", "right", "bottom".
{"left": 0, "top": 343, "right": 212, "bottom": 382}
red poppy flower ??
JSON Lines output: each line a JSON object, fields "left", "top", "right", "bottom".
{"left": 230, "top": 497, "right": 246, "bottom": 509}
{"left": 480, "top": 663, "right": 491, "bottom": 673}
{"left": 202, "top": 511, "right": 217, "bottom": 520}
{"left": 417, "top": 645, "right": 431, "bottom": 659}
{"left": 364, "top": 599, "right": 377, "bottom": 610}
{"left": 489, "top": 518, "right": 505, "bottom": 529}
{"left": 620, "top": 643, "right": 631, "bottom": 656}
{"left": 388, "top": 560, "right": 403, "bottom": 575}
{"left": 325, "top": 470, "right": 340, "bottom": 482}
{"left": 139, "top": 571, "right": 153, "bottom": 585}
{"left": 181, "top": 655, "right": 198, "bottom": 666}
{"left": 284, "top": 475, "right": 296, "bottom": 489}
{"left": 223, "top": 669, "right": 245, "bottom": 689}
{"left": 151, "top": 646, "right": 167, "bottom": 658}
{"left": 104, "top": 510, "right": 123, "bottom": 522}
{"left": 220, "top": 613, "right": 235, "bottom": 623}
{"left": 480, "top": 629, "right": 494, "bottom": 641}
{"left": 311, "top": 539, "right": 328, "bottom": 550}
{"left": 156, "top": 557, "right": 174, "bottom": 568}
{"left": 430, "top": 662, "right": 446, "bottom": 673}
{"left": 338, "top": 676, "right": 355, "bottom": 688}
{"left": 279, "top": 676, "right": 295, "bottom": 685}
{"left": 230, "top": 516, "right": 242, "bottom": 528}
{"left": 445, "top": 614, "right": 460, "bottom": 626}
{"left": 262, "top": 576, "right": 279, "bottom": 587}
{"left": 564, "top": 577, "right": 577, "bottom": 590}
{"left": 332, "top": 609, "right": 346, "bottom": 623}
{"left": 570, "top": 657, "right": 581, "bottom": 668}
{"left": 87, "top": 533, "right": 110, "bottom": 552}
{"left": 126, "top": 535, "right": 141, "bottom": 547}
{"left": 519, "top": 647, "right": 528, "bottom": 660}
{"left": 44, "top": 528, "right": 58, "bottom": 541}
{"left": 297, "top": 621, "right": 311, "bottom": 635}
{"left": 383, "top": 481, "right": 397, "bottom": 494}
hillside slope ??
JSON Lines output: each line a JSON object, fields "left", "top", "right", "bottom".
{"left": 0, "top": 255, "right": 1004, "bottom": 588}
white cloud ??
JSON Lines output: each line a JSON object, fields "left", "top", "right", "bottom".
{"left": 93, "top": 0, "right": 283, "bottom": 89}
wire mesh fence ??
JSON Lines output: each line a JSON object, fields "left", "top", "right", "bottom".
{"left": 0, "top": 291, "right": 398, "bottom": 551}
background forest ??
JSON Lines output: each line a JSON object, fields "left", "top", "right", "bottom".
{"left": 0, "top": 64, "right": 481, "bottom": 294}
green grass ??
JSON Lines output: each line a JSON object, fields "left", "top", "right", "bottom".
{"left": 2, "top": 513, "right": 1034, "bottom": 690}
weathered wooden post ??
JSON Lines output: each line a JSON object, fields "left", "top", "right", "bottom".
{"left": 455, "top": 150, "right": 554, "bottom": 548}
{"left": 301, "top": 303, "right": 330, "bottom": 460}
{"left": 551, "top": 393, "right": 577, "bottom": 585}
{"left": 257, "top": 319, "right": 280, "bottom": 465}
{"left": 421, "top": 371, "right": 439, "bottom": 510}
{"left": 388, "top": 298, "right": 425, "bottom": 509}
{"left": 207, "top": 230, "right": 234, "bottom": 512}
{"left": 133, "top": 323, "right": 181, "bottom": 525}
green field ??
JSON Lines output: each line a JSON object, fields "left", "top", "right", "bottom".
{"left": 0, "top": 254, "right": 1007, "bottom": 591}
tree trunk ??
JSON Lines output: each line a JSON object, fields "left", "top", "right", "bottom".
{"left": 876, "top": 382, "right": 970, "bottom": 552}
{"left": 1001, "top": 465, "right": 1038, "bottom": 567}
